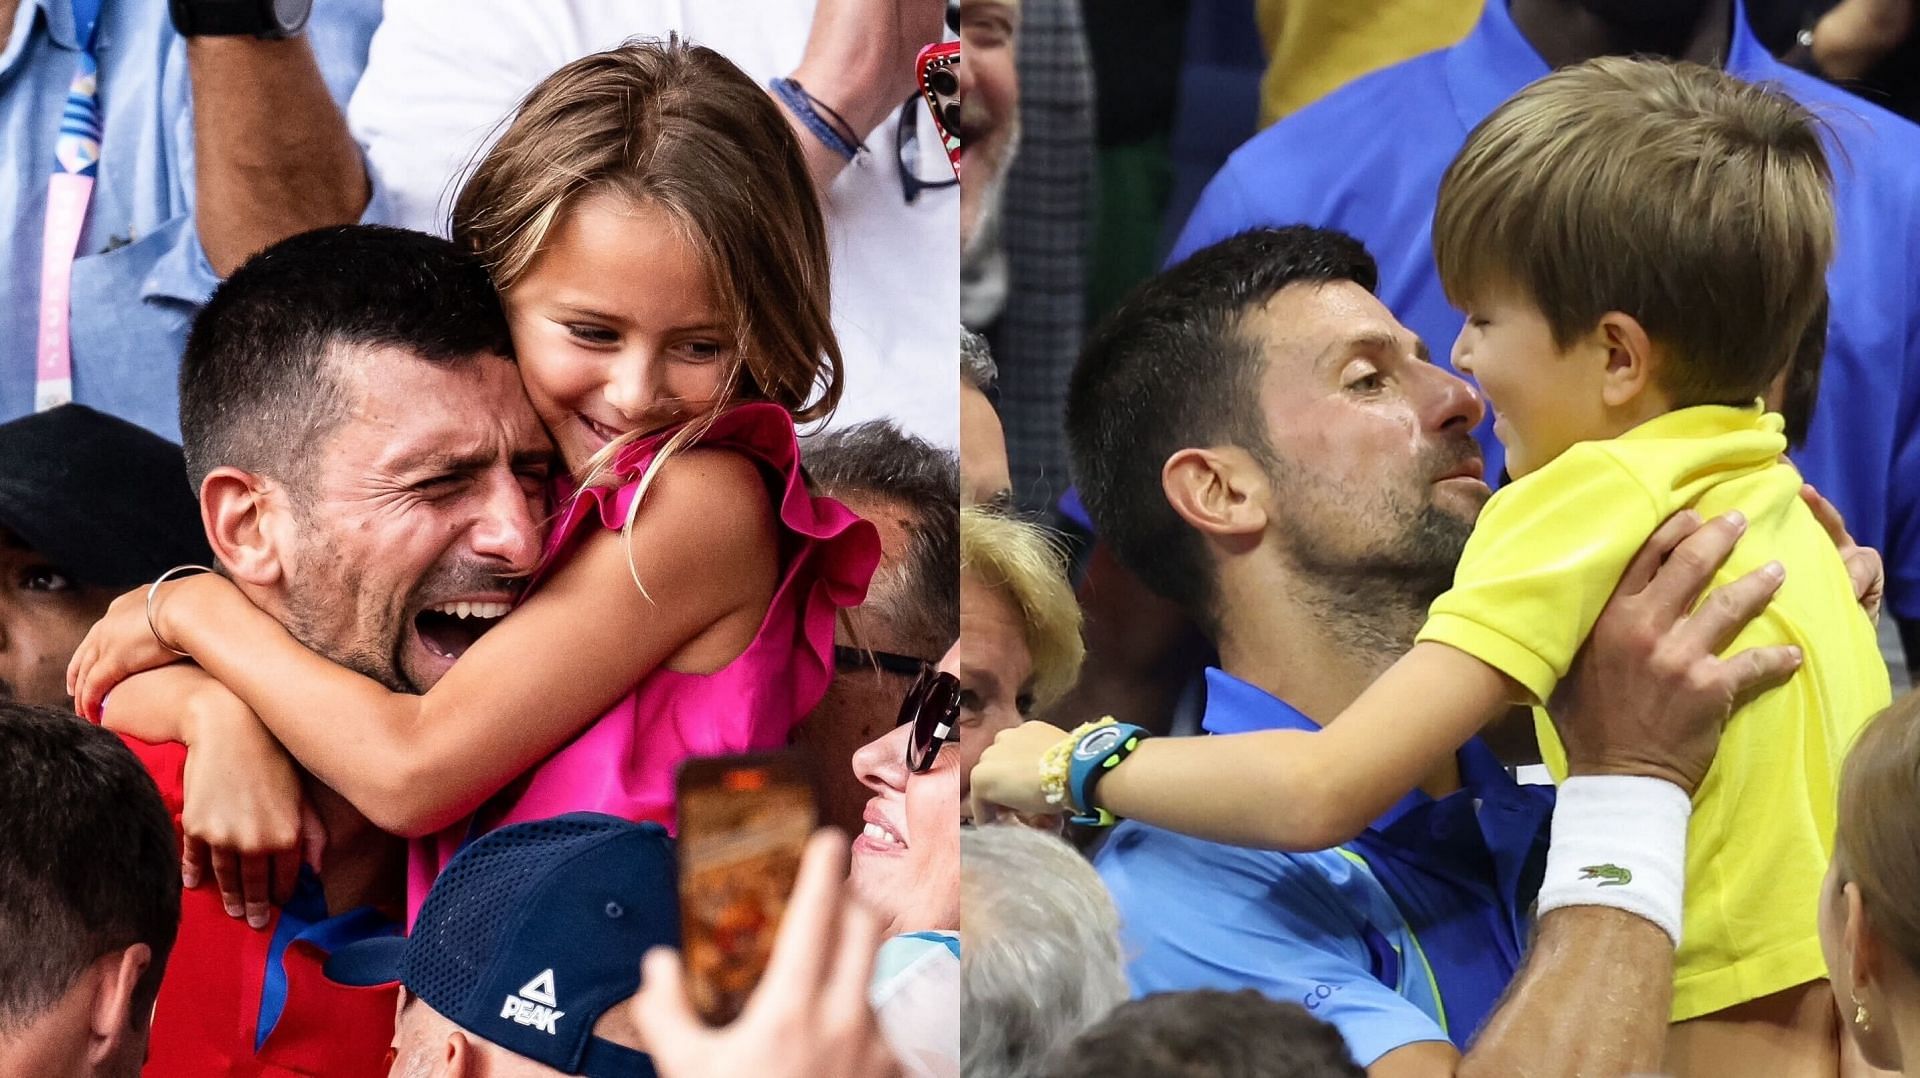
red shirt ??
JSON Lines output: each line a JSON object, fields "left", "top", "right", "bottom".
{"left": 123, "top": 736, "right": 399, "bottom": 1077}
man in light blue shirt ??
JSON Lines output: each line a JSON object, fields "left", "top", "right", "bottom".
{"left": 0, "top": 0, "right": 383, "bottom": 439}
{"left": 1171, "top": 0, "right": 1920, "bottom": 666}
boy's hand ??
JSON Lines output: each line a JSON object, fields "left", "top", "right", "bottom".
{"left": 1801, "top": 482, "right": 1883, "bottom": 625}
{"left": 969, "top": 720, "right": 1072, "bottom": 824}
{"left": 1550, "top": 510, "right": 1802, "bottom": 797}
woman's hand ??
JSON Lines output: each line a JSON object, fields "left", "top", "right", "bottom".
{"left": 179, "top": 697, "right": 326, "bottom": 930}
{"left": 67, "top": 572, "right": 237, "bottom": 720}
{"left": 968, "top": 720, "right": 1072, "bottom": 824}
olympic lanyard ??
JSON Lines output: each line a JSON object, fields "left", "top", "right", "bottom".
{"left": 35, "top": 0, "right": 104, "bottom": 411}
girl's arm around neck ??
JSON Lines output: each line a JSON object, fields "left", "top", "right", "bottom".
{"left": 164, "top": 448, "right": 779, "bottom": 836}
{"left": 1095, "top": 642, "right": 1514, "bottom": 850}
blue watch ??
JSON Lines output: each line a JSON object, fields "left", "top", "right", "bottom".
{"left": 1066, "top": 723, "right": 1150, "bottom": 827}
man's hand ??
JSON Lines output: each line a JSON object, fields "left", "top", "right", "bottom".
{"left": 632, "top": 831, "right": 901, "bottom": 1078}
{"left": 1550, "top": 510, "right": 1802, "bottom": 796}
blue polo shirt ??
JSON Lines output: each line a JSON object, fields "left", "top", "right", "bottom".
{"left": 0, "top": 0, "right": 385, "bottom": 439}
{"left": 1170, "top": 0, "right": 1920, "bottom": 620}
{"left": 1094, "top": 669, "right": 1551, "bottom": 1066}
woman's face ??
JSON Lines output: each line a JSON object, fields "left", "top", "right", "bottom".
{"left": 846, "top": 646, "right": 962, "bottom": 936}
{"left": 503, "top": 191, "right": 735, "bottom": 476}
{"left": 955, "top": 573, "right": 1032, "bottom": 814}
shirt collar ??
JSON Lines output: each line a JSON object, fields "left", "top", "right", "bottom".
{"left": 1199, "top": 667, "right": 1516, "bottom": 833}
{"left": 1447, "top": 0, "right": 1766, "bottom": 133}
{"left": 40, "top": 0, "right": 78, "bottom": 51}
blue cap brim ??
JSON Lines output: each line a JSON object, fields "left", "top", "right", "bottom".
{"left": 323, "top": 934, "right": 408, "bottom": 988}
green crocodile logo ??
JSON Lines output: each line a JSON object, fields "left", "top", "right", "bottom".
{"left": 1578, "top": 864, "right": 1632, "bottom": 887}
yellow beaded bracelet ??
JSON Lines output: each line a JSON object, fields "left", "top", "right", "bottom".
{"left": 1040, "top": 717, "right": 1118, "bottom": 811}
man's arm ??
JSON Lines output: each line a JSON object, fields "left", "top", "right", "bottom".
{"left": 188, "top": 35, "right": 370, "bottom": 275}
{"left": 1373, "top": 510, "right": 1801, "bottom": 1077}
{"left": 780, "top": 0, "right": 946, "bottom": 193}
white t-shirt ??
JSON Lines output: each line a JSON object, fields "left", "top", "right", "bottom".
{"left": 349, "top": 0, "right": 960, "bottom": 446}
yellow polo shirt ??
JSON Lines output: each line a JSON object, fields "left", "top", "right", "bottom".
{"left": 1417, "top": 404, "right": 1890, "bottom": 1021}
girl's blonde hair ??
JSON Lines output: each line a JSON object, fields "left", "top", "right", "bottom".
{"left": 451, "top": 39, "right": 844, "bottom": 595}
{"left": 1834, "top": 690, "right": 1920, "bottom": 973}
{"left": 453, "top": 37, "right": 843, "bottom": 429}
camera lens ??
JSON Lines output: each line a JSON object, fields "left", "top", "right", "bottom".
{"left": 943, "top": 103, "right": 962, "bottom": 135}
{"left": 931, "top": 68, "right": 958, "bottom": 96}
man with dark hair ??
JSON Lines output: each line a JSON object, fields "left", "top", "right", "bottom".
{"left": 0, "top": 702, "right": 179, "bottom": 1078}
{"left": 0, "top": 404, "right": 210, "bottom": 708}
{"left": 111, "top": 224, "right": 554, "bottom": 1075}
{"left": 175, "top": 224, "right": 549, "bottom": 695}
{"left": 1062, "top": 226, "right": 1821, "bottom": 1075}
{"left": 796, "top": 419, "right": 960, "bottom": 837}
{"left": 1045, "top": 990, "right": 1364, "bottom": 1078}
{"left": 1167, "top": 0, "right": 1920, "bottom": 680}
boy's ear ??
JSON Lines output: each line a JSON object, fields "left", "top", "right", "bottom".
{"left": 1163, "top": 446, "right": 1271, "bottom": 542}
{"left": 1594, "top": 310, "right": 1659, "bottom": 409}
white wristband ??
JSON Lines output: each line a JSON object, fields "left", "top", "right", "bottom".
{"left": 1535, "top": 775, "right": 1692, "bottom": 947}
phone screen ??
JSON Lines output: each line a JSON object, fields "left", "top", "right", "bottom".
{"left": 675, "top": 750, "right": 818, "bottom": 1025}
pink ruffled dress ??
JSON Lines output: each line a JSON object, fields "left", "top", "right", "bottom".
{"left": 407, "top": 403, "right": 880, "bottom": 921}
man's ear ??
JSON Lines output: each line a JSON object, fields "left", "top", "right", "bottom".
{"left": 441, "top": 1029, "right": 481, "bottom": 1077}
{"left": 199, "top": 467, "right": 288, "bottom": 588}
{"left": 84, "top": 944, "right": 151, "bottom": 1069}
{"left": 1594, "top": 310, "right": 1659, "bottom": 410}
{"left": 1163, "top": 447, "right": 1269, "bottom": 542}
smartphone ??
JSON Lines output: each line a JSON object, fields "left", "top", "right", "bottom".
{"left": 916, "top": 40, "right": 962, "bottom": 173}
{"left": 675, "top": 750, "right": 819, "bottom": 1025}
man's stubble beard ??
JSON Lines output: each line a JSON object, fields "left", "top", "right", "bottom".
{"left": 276, "top": 513, "right": 416, "bottom": 694}
{"left": 960, "top": 119, "right": 1020, "bottom": 264}
{"left": 1267, "top": 459, "right": 1476, "bottom": 664}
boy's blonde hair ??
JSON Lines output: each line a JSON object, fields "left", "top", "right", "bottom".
{"left": 1433, "top": 57, "right": 1835, "bottom": 405}
{"left": 451, "top": 39, "right": 843, "bottom": 430}
{"left": 959, "top": 507, "right": 1084, "bottom": 716}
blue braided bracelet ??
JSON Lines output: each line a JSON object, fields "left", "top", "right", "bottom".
{"left": 770, "top": 77, "right": 860, "bottom": 161}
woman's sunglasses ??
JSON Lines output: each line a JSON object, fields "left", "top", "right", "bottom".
{"left": 833, "top": 645, "right": 960, "bottom": 773}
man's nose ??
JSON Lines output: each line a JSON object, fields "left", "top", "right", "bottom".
{"left": 1418, "top": 360, "right": 1485, "bottom": 433}
{"left": 469, "top": 473, "right": 543, "bottom": 575}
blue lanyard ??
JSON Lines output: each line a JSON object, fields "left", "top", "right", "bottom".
{"left": 55, "top": 0, "right": 104, "bottom": 179}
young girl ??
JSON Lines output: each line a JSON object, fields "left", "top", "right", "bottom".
{"left": 68, "top": 41, "right": 881, "bottom": 921}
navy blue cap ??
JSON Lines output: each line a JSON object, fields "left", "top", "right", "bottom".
{"left": 0, "top": 404, "right": 211, "bottom": 589}
{"left": 326, "top": 814, "right": 677, "bottom": 1078}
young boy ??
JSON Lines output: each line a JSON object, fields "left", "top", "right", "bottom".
{"left": 973, "top": 56, "right": 1891, "bottom": 1053}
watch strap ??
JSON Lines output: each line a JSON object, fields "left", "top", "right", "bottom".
{"left": 1066, "top": 722, "right": 1150, "bottom": 828}
{"left": 170, "top": 0, "right": 308, "bottom": 39}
